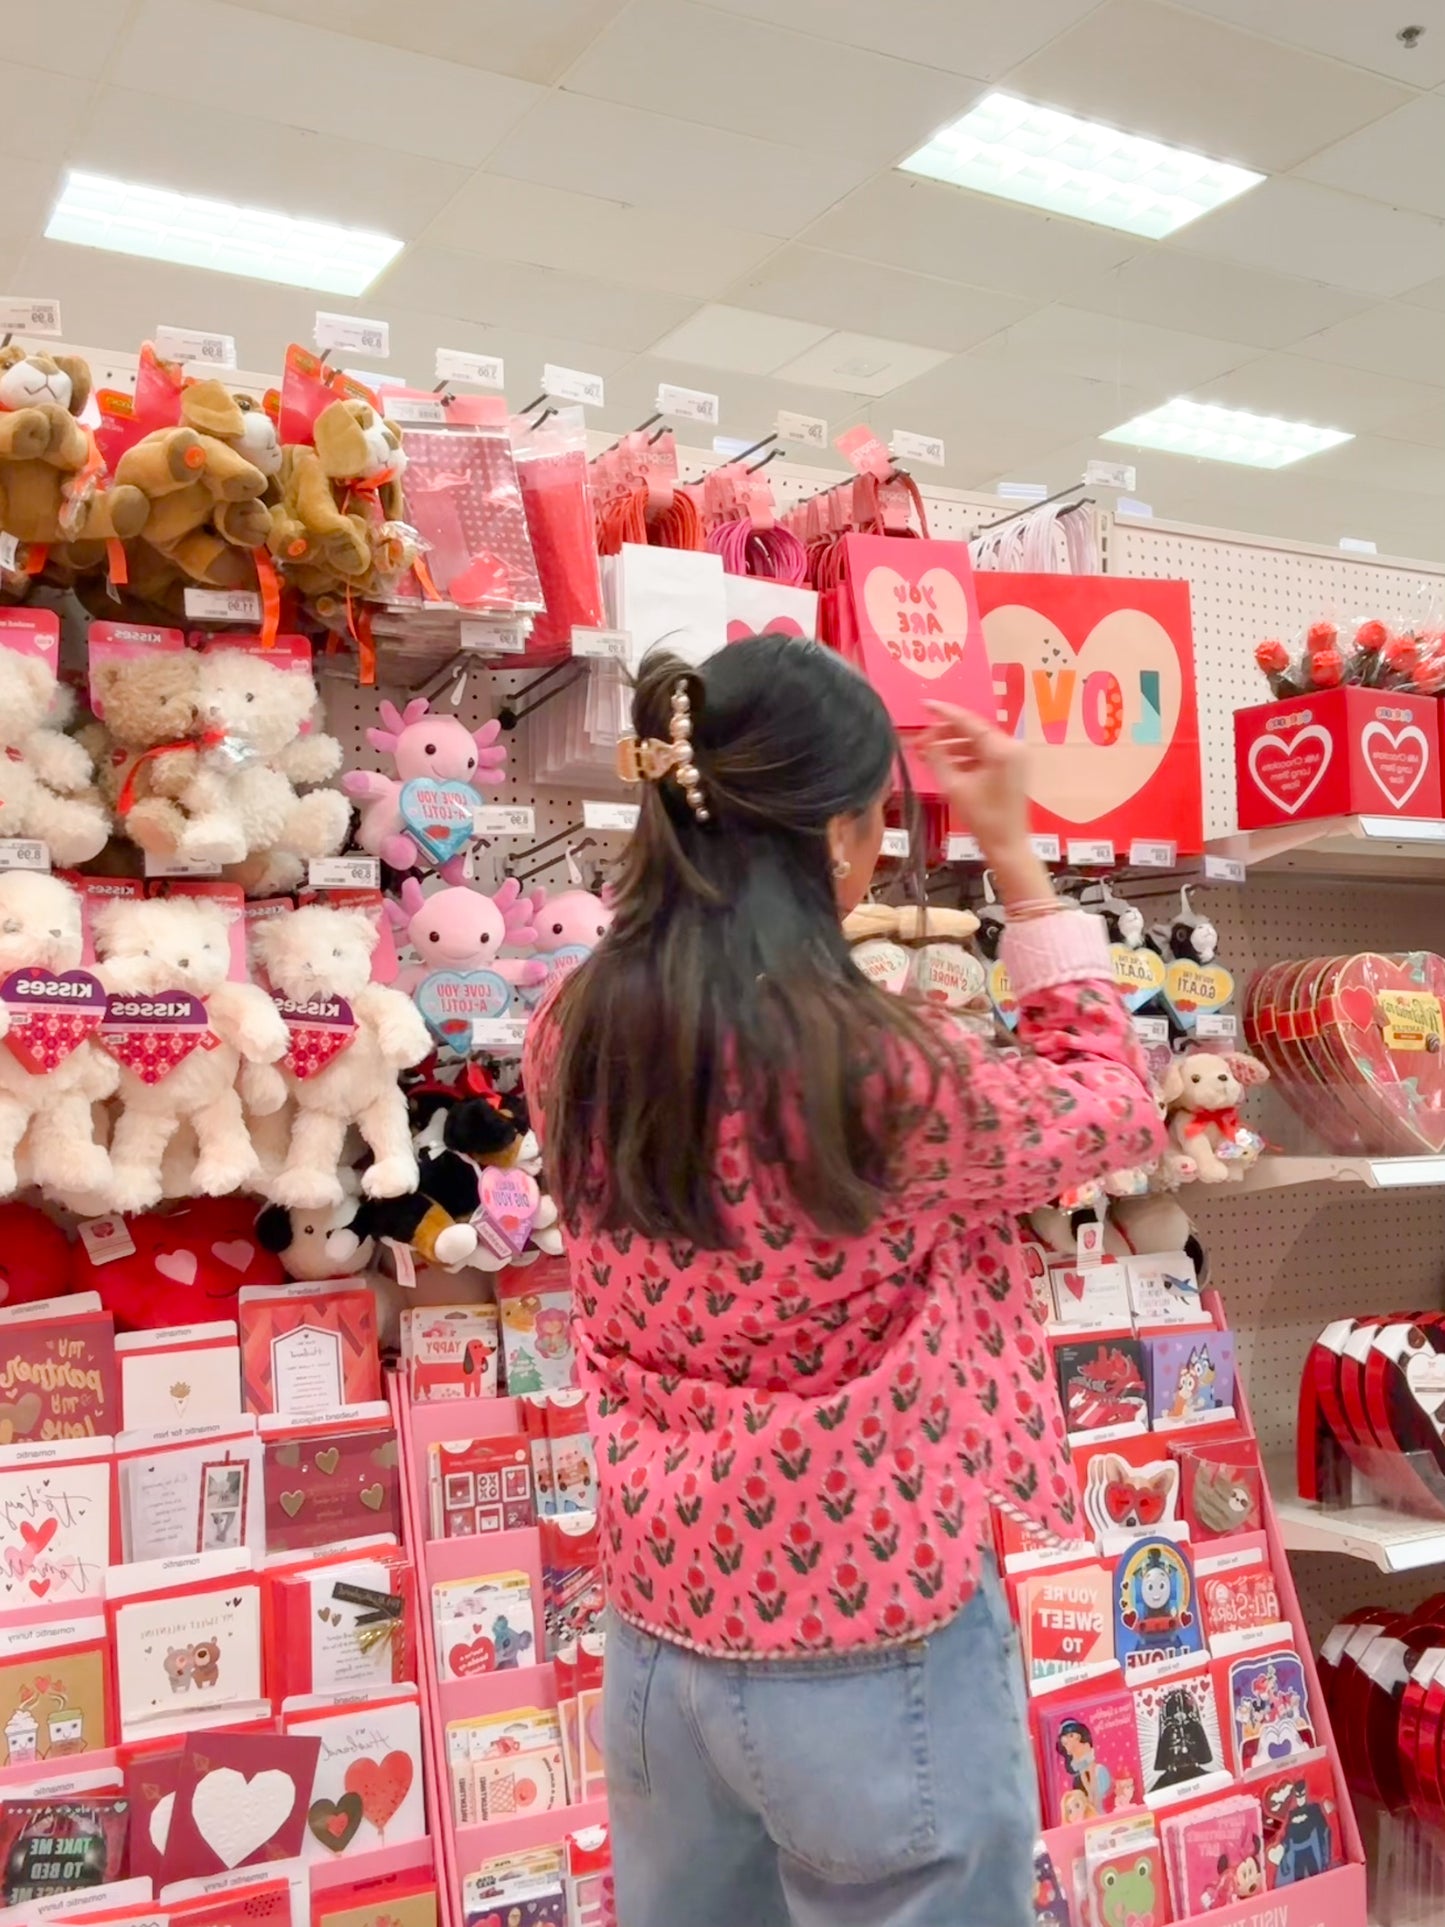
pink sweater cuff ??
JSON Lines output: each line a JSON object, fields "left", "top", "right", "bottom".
{"left": 1002, "top": 911, "right": 1112, "bottom": 996}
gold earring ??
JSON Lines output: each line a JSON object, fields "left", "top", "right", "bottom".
{"left": 832, "top": 856, "right": 851, "bottom": 880}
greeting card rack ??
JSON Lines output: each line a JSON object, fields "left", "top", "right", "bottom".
{"left": 395, "top": 1377, "right": 607, "bottom": 1927}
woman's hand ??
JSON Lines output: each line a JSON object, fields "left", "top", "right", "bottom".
{"left": 920, "top": 703, "right": 1053, "bottom": 907}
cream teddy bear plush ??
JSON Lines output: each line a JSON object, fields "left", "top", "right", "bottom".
{"left": 94, "top": 894, "right": 289, "bottom": 1210}
{"left": 251, "top": 904, "right": 431, "bottom": 1210}
{"left": 0, "top": 650, "right": 109, "bottom": 865}
{"left": 1161, "top": 1049, "right": 1269, "bottom": 1184}
{"left": 0, "top": 871, "right": 117, "bottom": 1199}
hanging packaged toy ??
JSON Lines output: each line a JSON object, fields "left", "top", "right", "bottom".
{"left": 343, "top": 696, "right": 508, "bottom": 877}
{"left": 1155, "top": 887, "right": 1234, "bottom": 1043}
{"left": 1090, "top": 880, "right": 1166, "bottom": 1017}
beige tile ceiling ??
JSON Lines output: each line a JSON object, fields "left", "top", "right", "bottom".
{"left": 14, "top": 0, "right": 1445, "bottom": 559}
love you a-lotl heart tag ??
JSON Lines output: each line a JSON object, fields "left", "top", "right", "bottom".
{"left": 476, "top": 1165, "right": 540, "bottom": 1258}
{"left": 399, "top": 776, "right": 479, "bottom": 867}
{"left": 0, "top": 967, "right": 107, "bottom": 1075}
{"left": 96, "top": 991, "right": 218, "bottom": 1084}
{"left": 416, "top": 969, "right": 511, "bottom": 1048}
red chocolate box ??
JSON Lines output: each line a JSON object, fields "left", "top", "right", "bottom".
{"left": 1235, "top": 687, "right": 1442, "bottom": 830}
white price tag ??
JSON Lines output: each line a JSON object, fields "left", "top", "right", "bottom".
{"left": 776, "top": 410, "right": 828, "bottom": 450}
{"left": 435, "top": 347, "right": 504, "bottom": 389}
{"left": 1066, "top": 839, "right": 1115, "bottom": 867}
{"left": 154, "top": 325, "right": 236, "bottom": 368}
{"left": 1117, "top": 498, "right": 1153, "bottom": 519}
{"left": 880, "top": 829, "right": 910, "bottom": 858}
{"left": 460, "top": 618, "right": 528, "bottom": 655}
{"left": 1132, "top": 1017, "right": 1169, "bottom": 1045}
{"left": 0, "top": 534, "right": 17, "bottom": 571}
{"left": 345, "top": 369, "right": 406, "bottom": 389}
{"left": 0, "top": 840, "right": 49, "bottom": 872}
{"left": 1195, "top": 1013, "right": 1238, "bottom": 1041}
{"left": 1084, "top": 459, "right": 1136, "bottom": 491}
{"left": 381, "top": 395, "right": 446, "bottom": 425}
{"left": 473, "top": 806, "right": 536, "bottom": 837}
{"left": 0, "top": 298, "right": 60, "bottom": 337}
{"left": 307, "top": 856, "right": 381, "bottom": 889}
{"left": 1030, "top": 834, "right": 1062, "bottom": 863}
{"left": 1129, "top": 839, "right": 1177, "bottom": 869}
{"left": 1203, "top": 854, "right": 1246, "bottom": 882}
{"left": 1360, "top": 816, "right": 1445, "bottom": 841}
{"left": 997, "top": 481, "right": 1048, "bottom": 502}
{"left": 143, "top": 853, "right": 221, "bottom": 878}
{"left": 656, "top": 383, "right": 719, "bottom": 426}
{"left": 945, "top": 833, "right": 982, "bottom": 862}
{"left": 572, "top": 627, "right": 630, "bottom": 661}
{"left": 472, "top": 1016, "right": 530, "bottom": 1053}
{"left": 890, "top": 429, "right": 945, "bottom": 467}
{"left": 1339, "top": 536, "right": 1378, "bottom": 555}
{"left": 183, "top": 588, "right": 261, "bottom": 623}
{"left": 544, "top": 364, "right": 605, "bottom": 407}
{"left": 582, "top": 801, "right": 639, "bottom": 833}
{"left": 314, "top": 312, "right": 389, "bottom": 357}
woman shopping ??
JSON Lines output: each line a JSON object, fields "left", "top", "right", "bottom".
{"left": 524, "top": 634, "right": 1163, "bottom": 1927}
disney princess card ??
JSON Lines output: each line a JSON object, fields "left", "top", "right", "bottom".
{"left": 1037, "top": 1685, "right": 1144, "bottom": 1827}
{"left": 1222, "top": 1647, "right": 1317, "bottom": 1775}
{"left": 1113, "top": 1538, "right": 1205, "bottom": 1680}
{"left": 1144, "top": 1333, "right": 1237, "bottom": 1431}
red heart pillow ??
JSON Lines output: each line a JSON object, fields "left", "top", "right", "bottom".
{"left": 74, "top": 1196, "right": 285, "bottom": 1330}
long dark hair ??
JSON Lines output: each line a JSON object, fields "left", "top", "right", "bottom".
{"left": 545, "top": 635, "right": 949, "bottom": 1249}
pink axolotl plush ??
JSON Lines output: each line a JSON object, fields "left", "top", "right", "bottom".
{"left": 387, "top": 876, "right": 547, "bottom": 994}
{"left": 342, "top": 697, "right": 507, "bottom": 879}
{"left": 514, "top": 882, "right": 614, "bottom": 1007}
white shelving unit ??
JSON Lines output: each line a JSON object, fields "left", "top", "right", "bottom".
{"left": 1241, "top": 1156, "right": 1445, "bottom": 1192}
{"left": 1210, "top": 814, "right": 1445, "bottom": 881}
{"left": 1270, "top": 1462, "right": 1445, "bottom": 1576}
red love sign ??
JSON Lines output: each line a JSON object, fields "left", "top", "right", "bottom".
{"left": 1, "top": 967, "right": 107, "bottom": 1076}
{"left": 1363, "top": 719, "right": 1431, "bottom": 808}
{"left": 447, "top": 1635, "right": 496, "bottom": 1678}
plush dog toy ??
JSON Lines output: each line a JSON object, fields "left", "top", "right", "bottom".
{"left": 114, "top": 378, "right": 272, "bottom": 589}
{"left": 0, "top": 346, "right": 148, "bottom": 558}
{"left": 367, "top": 1083, "right": 535, "bottom": 1270}
{"left": 1161, "top": 1050, "right": 1269, "bottom": 1184}
{"left": 251, "top": 904, "right": 432, "bottom": 1208}
{"left": 93, "top": 894, "right": 289, "bottom": 1210}
{"left": 270, "top": 398, "right": 411, "bottom": 595}
{"left": 255, "top": 1193, "right": 379, "bottom": 1281}
{"left": 344, "top": 698, "right": 507, "bottom": 878}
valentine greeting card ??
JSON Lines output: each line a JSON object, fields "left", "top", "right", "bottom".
{"left": 1145, "top": 1333, "right": 1237, "bottom": 1430}
{"left": 161, "top": 1729, "right": 320, "bottom": 1878}
{"left": 1256, "top": 1754, "right": 1341, "bottom": 1887}
{"left": 238, "top": 1287, "right": 380, "bottom": 1419}
{"left": 1123, "top": 1253, "right": 1209, "bottom": 1330}
{"left": 313, "top": 1882, "right": 438, "bottom": 1927}
{"left": 261, "top": 1416, "right": 400, "bottom": 1555}
{"left": 1113, "top": 1538, "right": 1204, "bottom": 1680}
{"left": 117, "top": 1430, "right": 263, "bottom": 1565}
{"left": 1055, "top": 1338, "right": 1147, "bottom": 1436}
{"left": 110, "top": 1575, "right": 266, "bottom": 1741}
{"left": 0, "top": 1440, "right": 112, "bottom": 1609}
{"left": 839, "top": 534, "right": 994, "bottom": 731}
{"left": 1047, "top": 1260, "right": 1133, "bottom": 1332}
{"left": 1076, "top": 1437, "right": 1181, "bottom": 1546}
{"left": 122, "top": 1742, "right": 183, "bottom": 1884}
{"left": 427, "top": 1436, "right": 534, "bottom": 1539}
{"left": 285, "top": 1695, "right": 424, "bottom": 1861}
{"left": 1037, "top": 1685, "right": 1144, "bottom": 1827}
{"left": 433, "top": 1571, "right": 536, "bottom": 1681}
{"left": 0, "top": 1795, "right": 130, "bottom": 1903}
{"left": 0, "top": 1303, "right": 117, "bottom": 1443}
{"left": 1196, "top": 1537, "right": 1290, "bottom": 1657}
{"left": 1016, "top": 1564, "right": 1115, "bottom": 1694}
{"left": 116, "top": 1324, "right": 241, "bottom": 1433}
{"left": 1133, "top": 1670, "right": 1228, "bottom": 1801}
{"left": 1172, "top": 1434, "right": 1262, "bottom": 1540}
{"left": 0, "top": 1618, "right": 112, "bottom": 1768}
{"left": 1224, "top": 1648, "right": 1317, "bottom": 1774}
{"left": 1083, "top": 1828, "right": 1166, "bottom": 1927}
{"left": 271, "top": 1552, "right": 412, "bottom": 1699}
{"left": 1161, "top": 1794, "right": 1265, "bottom": 1916}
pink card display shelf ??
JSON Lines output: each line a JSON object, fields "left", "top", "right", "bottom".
{"left": 397, "top": 1379, "right": 607, "bottom": 1927}
{"left": 1040, "top": 1292, "right": 1367, "bottom": 1927}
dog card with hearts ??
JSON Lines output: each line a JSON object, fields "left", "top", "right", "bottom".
{"left": 0, "top": 1438, "right": 113, "bottom": 1609}
{"left": 116, "top": 1324, "right": 242, "bottom": 1434}
{"left": 109, "top": 1571, "right": 266, "bottom": 1742}
{"left": 260, "top": 1413, "right": 400, "bottom": 1555}
{"left": 0, "top": 1299, "right": 117, "bottom": 1444}
{"left": 0, "top": 1616, "right": 113, "bottom": 1768}
{"left": 284, "top": 1694, "right": 424, "bottom": 1862}
{"left": 238, "top": 1286, "right": 381, "bottom": 1420}
{"left": 161, "top": 1729, "right": 320, "bottom": 1880}
{"left": 116, "top": 1428, "right": 263, "bottom": 1565}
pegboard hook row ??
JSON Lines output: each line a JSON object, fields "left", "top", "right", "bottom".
{"left": 510, "top": 829, "right": 596, "bottom": 883}
{"left": 496, "top": 661, "right": 587, "bottom": 731}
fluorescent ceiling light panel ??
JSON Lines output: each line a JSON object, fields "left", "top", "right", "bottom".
{"left": 900, "top": 92, "right": 1263, "bottom": 239}
{"left": 1102, "top": 397, "right": 1353, "bottom": 469}
{"left": 45, "top": 171, "right": 403, "bottom": 296}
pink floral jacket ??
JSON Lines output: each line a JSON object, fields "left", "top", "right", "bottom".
{"left": 526, "top": 913, "right": 1162, "bottom": 1658}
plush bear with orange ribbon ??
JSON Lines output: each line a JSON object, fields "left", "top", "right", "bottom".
{"left": 270, "top": 398, "right": 412, "bottom": 599}
{"left": 114, "top": 377, "right": 274, "bottom": 589}
{"left": 0, "top": 346, "right": 148, "bottom": 562}
{"left": 87, "top": 648, "right": 207, "bottom": 857}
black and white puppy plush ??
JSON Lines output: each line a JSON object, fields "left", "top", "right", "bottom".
{"left": 255, "top": 1194, "right": 379, "bottom": 1281}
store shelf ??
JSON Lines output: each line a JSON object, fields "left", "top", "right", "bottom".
{"left": 1270, "top": 1462, "right": 1445, "bottom": 1573}
{"left": 1210, "top": 815, "right": 1445, "bottom": 881}
{"left": 1240, "top": 1155, "right": 1445, "bottom": 1191}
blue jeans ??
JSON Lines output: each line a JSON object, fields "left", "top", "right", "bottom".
{"left": 603, "top": 1557, "right": 1038, "bottom": 1926}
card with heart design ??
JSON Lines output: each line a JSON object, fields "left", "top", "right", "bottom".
{"left": 261, "top": 1415, "right": 400, "bottom": 1554}
{"left": 0, "top": 1439, "right": 113, "bottom": 1608}
{"left": 399, "top": 775, "right": 485, "bottom": 868}
{"left": 0, "top": 1617, "right": 113, "bottom": 1769}
{"left": 161, "top": 1729, "right": 320, "bottom": 1880}
{"left": 162, "top": 1873, "right": 295, "bottom": 1926}
{"left": 116, "top": 1429, "right": 263, "bottom": 1565}
{"left": 283, "top": 1693, "right": 424, "bottom": 1861}
{"left": 840, "top": 534, "right": 993, "bottom": 729}
{"left": 1222, "top": 1648, "right": 1317, "bottom": 1776}
{"left": 1045, "top": 1259, "right": 1132, "bottom": 1331}
{"left": 415, "top": 967, "right": 512, "bottom": 1050}
{"left": 1196, "top": 1536, "right": 1290, "bottom": 1657}
{"left": 121, "top": 1739, "right": 184, "bottom": 1884}
{"left": 109, "top": 1572, "right": 266, "bottom": 1742}
{"left": 427, "top": 1435, "right": 534, "bottom": 1540}
{"left": 116, "top": 1321, "right": 242, "bottom": 1432}
{"left": 312, "top": 1876, "right": 438, "bottom": 1927}
{"left": 238, "top": 1285, "right": 380, "bottom": 1419}
{"left": 0, "top": 1301, "right": 117, "bottom": 1444}
{"left": 432, "top": 1570, "right": 536, "bottom": 1680}
{"left": 978, "top": 573, "right": 1202, "bottom": 854}
{"left": 1313, "top": 952, "right": 1445, "bottom": 1155}
{"left": 271, "top": 1549, "right": 413, "bottom": 1699}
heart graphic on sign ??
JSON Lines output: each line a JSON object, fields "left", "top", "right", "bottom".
{"left": 278, "top": 1490, "right": 305, "bottom": 1518}
{"left": 275, "top": 1441, "right": 301, "bottom": 1468}
{"left": 478, "top": 1164, "right": 540, "bottom": 1254}
{"left": 986, "top": 604, "right": 1184, "bottom": 821}
{"left": 1058, "top": 1270, "right": 1088, "bottom": 1303}
{"left": 862, "top": 566, "right": 976, "bottom": 683}
{"left": 1361, "top": 721, "right": 1430, "bottom": 810}
{"left": 0, "top": 1395, "right": 41, "bottom": 1443}
{"left": 399, "top": 776, "right": 477, "bottom": 866}
{"left": 344, "top": 1751, "right": 413, "bottom": 1835}
{"left": 96, "top": 990, "right": 215, "bottom": 1084}
{"left": 19, "top": 1517, "right": 56, "bottom": 1554}
{"left": 415, "top": 969, "right": 511, "bottom": 1046}
{"left": 191, "top": 1765, "right": 296, "bottom": 1869}
{"left": 156, "top": 1249, "right": 198, "bottom": 1286}
{"left": 448, "top": 1634, "right": 496, "bottom": 1677}
{"left": 0, "top": 968, "right": 107, "bottom": 1076}
{"left": 1247, "top": 726, "right": 1332, "bottom": 817}
{"left": 359, "top": 1483, "right": 385, "bottom": 1510}
{"left": 307, "top": 1792, "right": 363, "bottom": 1853}
{"left": 315, "top": 1446, "right": 340, "bottom": 1476}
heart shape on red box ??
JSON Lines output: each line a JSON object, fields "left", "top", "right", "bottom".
{"left": 1362, "top": 720, "right": 1431, "bottom": 810}
{"left": 1246, "top": 725, "right": 1332, "bottom": 816}
{"left": 1315, "top": 952, "right": 1445, "bottom": 1153}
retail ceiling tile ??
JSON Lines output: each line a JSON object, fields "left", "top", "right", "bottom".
{"left": 0, "top": 62, "right": 91, "bottom": 167}
{"left": 1293, "top": 304, "right": 1445, "bottom": 387}
{"left": 1296, "top": 96, "right": 1445, "bottom": 223}
{"left": 726, "top": 247, "right": 1033, "bottom": 353}
{"left": 1171, "top": 177, "right": 1445, "bottom": 299}
{"left": 1365, "top": 394, "right": 1445, "bottom": 448}
{"left": 1171, "top": 0, "right": 1445, "bottom": 88}
{"left": 419, "top": 178, "right": 777, "bottom": 301}
{"left": 1007, "top": 0, "right": 1412, "bottom": 173}
{"left": 374, "top": 251, "right": 696, "bottom": 352}
{"left": 969, "top": 305, "right": 1258, "bottom": 390}
{"left": 804, "top": 175, "right": 1138, "bottom": 299}
{"left": 648, "top": 305, "right": 834, "bottom": 375}
{"left": 1067, "top": 252, "right": 1367, "bottom": 351}
{"left": 771, "top": 331, "right": 954, "bottom": 396}
{"left": 220, "top": 0, "right": 633, "bottom": 82}
{"left": 564, "top": 0, "right": 983, "bottom": 162}
{"left": 1192, "top": 352, "right": 1442, "bottom": 433}
{"left": 887, "top": 354, "right": 1160, "bottom": 442}
{"left": 5, "top": 0, "right": 135, "bottom": 78}
{"left": 687, "top": 0, "right": 1104, "bottom": 80}
{"left": 1305, "top": 434, "right": 1445, "bottom": 495}
{"left": 486, "top": 92, "right": 871, "bottom": 237}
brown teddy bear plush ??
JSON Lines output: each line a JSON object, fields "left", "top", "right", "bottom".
{"left": 0, "top": 347, "right": 148, "bottom": 552}
{"left": 271, "top": 398, "right": 409, "bottom": 593}
{"left": 86, "top": 650, "right": 205, "bottom": 855}
{"left": 115, "top": 378, "right": 272, "bottom": 589}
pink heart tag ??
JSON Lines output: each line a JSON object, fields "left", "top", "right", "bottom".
{"left": 476, "top": 1165, "right": 539, "bottom": 1257}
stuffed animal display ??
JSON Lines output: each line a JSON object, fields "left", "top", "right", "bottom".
{"left": 1161, "top": 1051, "right": 1269, "bottom": 1184}
{"left": 344, "top": 698, "right": 508, "bottom": 878}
